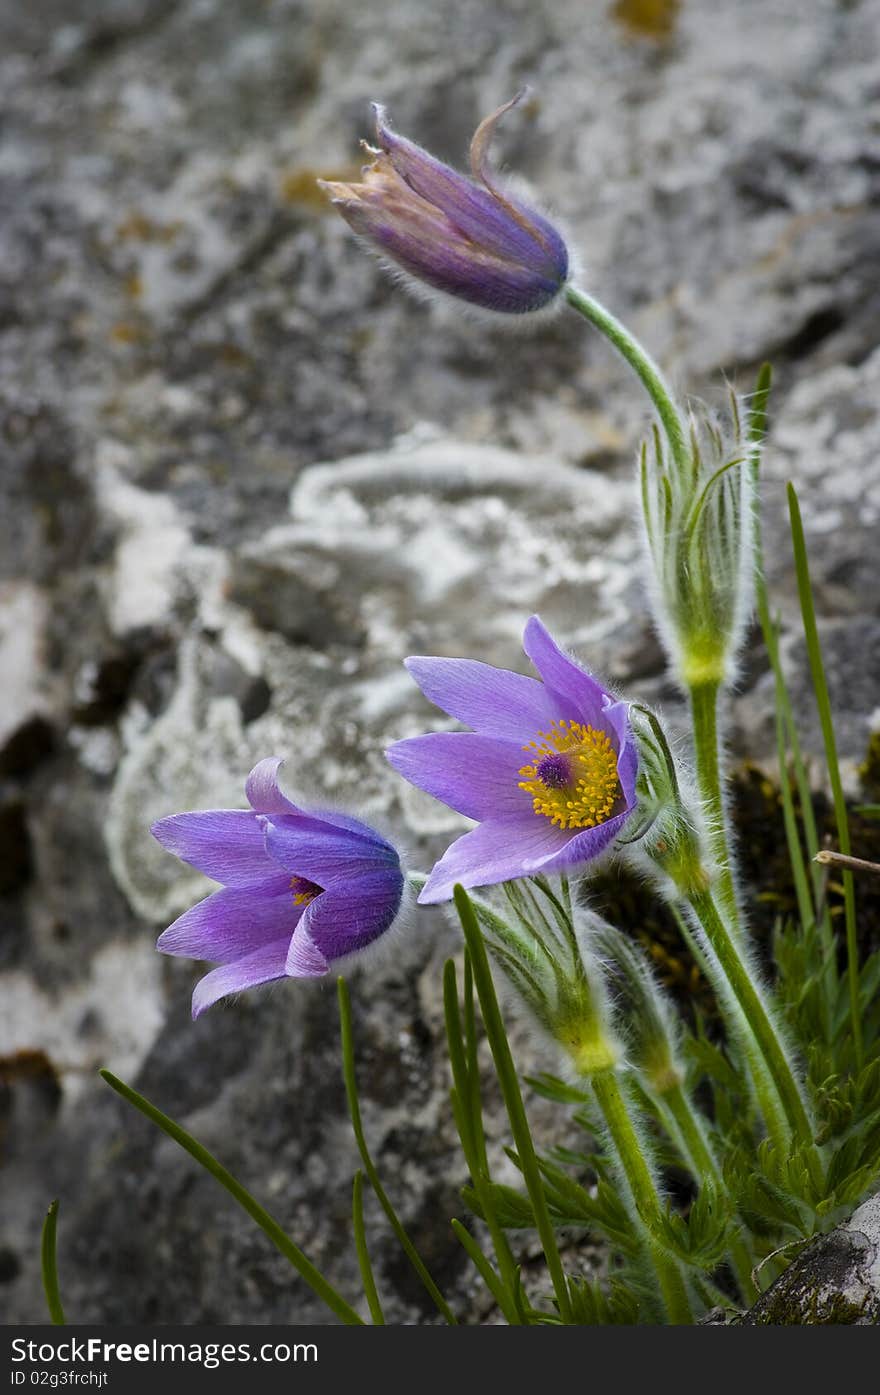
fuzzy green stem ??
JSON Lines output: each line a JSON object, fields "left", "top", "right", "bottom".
{"left": 687, "top": 889, "right": 824, "bottom": 1193}
{"left": 688, "top": 680, "right": 741, "bottom": 934}
{"left": 565, "top": 284, "right": 688, "bottom": 474}
{"left": 662, "top": 1084, "right": 757, "bottom": 1304}
{"left": 590, "top": 1071, "right": 693, "bottom": 1325}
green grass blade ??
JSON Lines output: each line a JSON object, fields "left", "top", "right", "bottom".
{"left": 451, "top": 1220, "right": 519, "bottom": 1320}
{"left": 775, "top": 697, "right": 818, "bottom": 935}
{"left": 352, "top": 1172, "right": 384, "bottom": 1325}
{"left": 443, "top": 960, "right": 523, "bottom": 1321}
{"left": 462, "top": 953, "right": 489, "bottom": 1176}
{"left": 99, "top": 1069, "right": 363, "bottom": 1325}
{"left": 454, "top": 885, "right": 573, "bottom": 1324}
{"left": 41, "top": 1199, "right": 66, "bottom": 1325}
{"left": 787, "top": 484, "right": 862, "bottom": 1070}
{"left": 337, "top": 978, "right": 457, "bottom": 1324}
{"left": 749, "top": 366, "right": 829, "bottom": 935}
{"left": 761, "top": 606, "right": 827, "bottom": 902}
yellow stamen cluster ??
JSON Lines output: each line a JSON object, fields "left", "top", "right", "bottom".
{"left": 518, "top": 719, "right": 620, "bottom": 830}
{"left": 290, "top": 876, "right": 320, "bottom": 907}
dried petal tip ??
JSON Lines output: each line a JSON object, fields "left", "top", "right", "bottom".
{"left": 321, "top": 97, "right": 569, "bottom": 315}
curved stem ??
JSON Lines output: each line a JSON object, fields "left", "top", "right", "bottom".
{"left": 673, "top": 902, "right": 789, "bottom": 1155}
{"left": 565, "top": 284, "right": 688, "bottom": 474}
{"left": 591, "top": 1071, "right": 693, "bottom": 1325}
{"left": 687, "top": 890, "right": 824, "bottom": 1193}
{"left": 662, "top": 1084, "right": 757, "bottom": 1304}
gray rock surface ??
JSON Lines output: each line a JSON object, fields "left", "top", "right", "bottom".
{"left": 740, "top": 1192, "right": 880, "bottom": 1324}
{"left": 2, "top": 0, "right": 879, "bottom": 1325}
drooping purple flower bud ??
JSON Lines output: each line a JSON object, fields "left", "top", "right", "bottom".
{"left": 319, "top": 92, "right": 569, "bottom": 314}
{"left": 151, "top": 758, "right": 405, "bottom": 1018}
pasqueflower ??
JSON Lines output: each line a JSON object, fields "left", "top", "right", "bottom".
{"left": 152, "top": 758, "right": 405, "bottom": 1017}
{"left": 387, "top": 616, "right": 637, "bottom": 902}
{"left": 319, "top": 92, "right": 569, "bottom": 314}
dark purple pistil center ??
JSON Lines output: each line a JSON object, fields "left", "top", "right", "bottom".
{"left": 536, "top": 753, "right": 571, "bottom": 790}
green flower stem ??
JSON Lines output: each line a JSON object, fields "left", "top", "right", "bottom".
{"left": 686, "top": 890, "right": 824, "bottom": 1193}
{"left": 590, "top": 1070, "right": 693, "bottom": 1325}
{"left": 565, "top": 284, "right": 688, "bottom": 475}
{"left": 661, "top": 1084, "right": 757, "bottom": 1304}
{"left": 566, "top": 281, "right": 743, "bottom": 938}
{"left": 688, "top": 679, "right": 741, "bottom": 935}
{"left": 455, "top": 886, "right": 574, "bottom": 1324}
{"left": 41, "top": 1199, "right": 66, "bottom": 1325}
{"left": 672, "top": 899, "right": 789, "bottom": 1154}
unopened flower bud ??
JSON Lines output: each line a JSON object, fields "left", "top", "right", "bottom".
{"left": 320, "top": 92, "right": 569, "bottom": 315}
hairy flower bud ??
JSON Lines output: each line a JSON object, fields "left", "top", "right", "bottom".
{"left": 320, "top": 92, "right": 569, "bottom": 315}
{"left": 640, "top": 393, "right": 758, "bottom": 691}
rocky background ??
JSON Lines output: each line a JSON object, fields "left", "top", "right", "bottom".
{"left": 2, "top": 0, "right": 879, "bottom": 1324}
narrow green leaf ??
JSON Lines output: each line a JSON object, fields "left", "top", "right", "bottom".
{"left": 41, "top": 1199, "right": 66, "bottom": 1325}
{"left": 451, "top": 1220, "right": 521, "bottom": 1322}
{"left": 454, "top": 885, "right": 573, "bottom": 1324}
{"left": 337, "top": 979, "right": 457, "bottom": 1325}
{"left": 99, "top": 1069, "right": 363, "bottom": 1325}
{"left": 787, "top": 484, "right": 862, "bottom": 1070}
{"left": 749, "top": 367, "right": 834, "bottom": 998}
{"left": 462, "top": 953, "right": 489, "bottom": 1176}
{"left": 443, "top": 959, "right": 523, "bottom": 1320}
{"left": 352, "top": 1172, "right": 384, "bottom": 1325}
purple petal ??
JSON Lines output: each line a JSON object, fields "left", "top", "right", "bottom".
{"left": 298, "top": 866, "right": 404, "bottom": 964}
{"left": 191, "top": 938, "right": 293, "bottom": 1018}
{"left": 151, "top": 810, "right": 279, "bottom": 887}
{"left": 374, "top": 103, "right": 566, "bottom": 281}
{"left": 522, "top": 616, "right": 611, "bottom": 729}
{"left": 263, "top": 817, "right": 399, "bottom": 886}
{"left": 530, "top": 807, "right": 634, "bottom": 877}
{"left": 340, "top": 189, "right": 563, "bottom": 313}
{"left": 245, "top": 757, "right": 304, "bottom": 817}
{"left": 303, "top": 807, "right": 395, "bottom": 848}
{"left": 285, "top": 920, "right": 331, "bottom": 977}
{"left": 247, "top": 761, "right": 396, "bottom": 852}
{"left": 157, "top": 879, "right": 298, "bottom": 962}
{"left": 418, "top": 814, "right": 570, "bottom": 903}
{"left": 602, "top": 698, "right": 639, "bottom": 805}
{"left": 386, "top": 731, "right": 528, "bottom": 820}
{"left": 404, "top": 655, "right": 561, "bottom": 741}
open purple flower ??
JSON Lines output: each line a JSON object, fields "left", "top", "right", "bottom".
{"left": 152, "top": 758, "right": 405, "bottom": 1018}
{"left": 319, "top": 92, "right": 569, "bottom": 314}
{"left": 386, "top": 617, "right": 638, "bottom": 903}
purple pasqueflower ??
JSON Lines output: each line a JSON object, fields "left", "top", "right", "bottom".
{"left": 386, "top": 616, "right": 638, "bottom": 904}
{"left": 319, "top": 91, "right": 569, "bottom": 314}
{"left": 152, "top": 758, "right": 405, "bottom": 1018}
